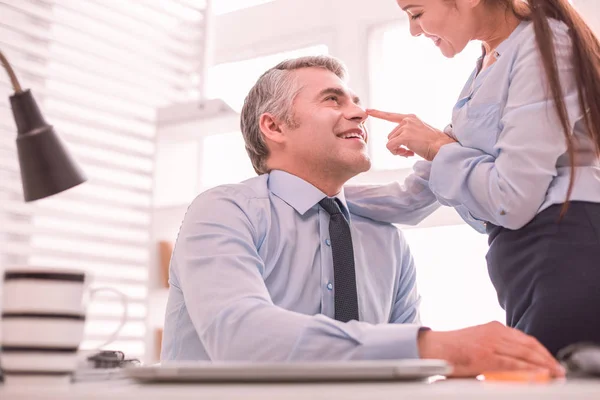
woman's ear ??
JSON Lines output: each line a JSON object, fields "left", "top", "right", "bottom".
{"left": 461, "top": 0, "right": 482, "bottom": 9}
{"left": 259, "top": 113, "right": 286, "bottom": 144}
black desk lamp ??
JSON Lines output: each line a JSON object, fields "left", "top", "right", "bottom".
{"left": 0, "top": 49, "right": 86, "bottom": 201}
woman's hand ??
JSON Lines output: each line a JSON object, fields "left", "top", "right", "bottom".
{"left": 367, "top": 109, "right": 457, "bottom": 161}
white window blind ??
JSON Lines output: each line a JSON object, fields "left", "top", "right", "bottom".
{"left": 0, "top": 0, "right": 206, "bottom": 359}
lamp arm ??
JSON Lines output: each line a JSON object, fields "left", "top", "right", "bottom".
{"left": 0, "top": 49, "right": 23, "bottom": 94}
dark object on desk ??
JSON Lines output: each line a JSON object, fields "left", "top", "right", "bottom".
{"left": 1, "top": 49, "right": 86, "bottom": 201}
{"left": 558, "top": 342, "right": 600, "bottom": 378}
{"left": 0, "top": 49, "right": 86, "bottom": 386}
{"left": 87, "top": 351, "right": 140, "bottom": 369}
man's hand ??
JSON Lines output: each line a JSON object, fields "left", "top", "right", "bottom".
{"left": 418, "top": 321, "right": 565, "bottom": 378}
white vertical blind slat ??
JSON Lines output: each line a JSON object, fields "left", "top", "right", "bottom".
{"left": 0, "top": 0, "right": 206, "bottom": 358}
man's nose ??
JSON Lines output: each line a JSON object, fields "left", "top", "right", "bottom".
{"left": 409, "top": 20, "right": 423, "bottom": 37}
{"left": 345, "top": 103, "right": 367, "bottom": 123}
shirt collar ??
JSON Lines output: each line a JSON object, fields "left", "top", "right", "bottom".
{"left": 268, "top": 170, "right": 349, "bottom": 216}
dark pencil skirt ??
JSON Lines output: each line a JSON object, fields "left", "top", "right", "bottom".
{"left": 486, "top": 201, "right": 600, "bottom": 356}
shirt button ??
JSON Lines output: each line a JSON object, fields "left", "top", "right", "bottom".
{"left": 325, "top": 239, "right": 331, "bottom": 246}
{"left": 326, "top": 282, "right": 333, "bottom": 291}
{"left": 500, "top": 210, "right": 506, "bottom": 216}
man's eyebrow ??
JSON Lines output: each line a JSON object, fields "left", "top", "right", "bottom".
{"left": 318, "top": 87, "right": 361, "bottom": 105}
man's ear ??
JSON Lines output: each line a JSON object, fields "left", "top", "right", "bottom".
{"left": 259, "top": 113, "right": 286, "bottom": 144}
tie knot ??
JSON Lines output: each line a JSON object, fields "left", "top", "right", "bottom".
{"left": 319, "top": 198, "right": 343, "bottom": 216}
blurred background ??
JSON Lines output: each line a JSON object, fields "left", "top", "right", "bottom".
{"left": 0, "top": 0, "right": 597, "bottom": 364}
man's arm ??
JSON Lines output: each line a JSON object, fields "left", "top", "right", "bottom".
{"left": 389, "top": 228, "right": 421, "bottom": 324}
{"left": 173, "top": 185, "right": 563, "bottom": 376}
{"left": 381, "top": 222, "right": 564, "bottom": 377}
{"left": 174, "top": 186, "right": 422, "bottom": 362}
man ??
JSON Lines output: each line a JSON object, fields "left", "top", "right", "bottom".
{"left": 161, "top": 55, "right": 563, "bottom": 377}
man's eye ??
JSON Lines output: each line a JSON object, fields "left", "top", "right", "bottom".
{"left": 325, "top": 96, "right": 339, "bottom": 102}
{"left": 411, "top": 13, "right": 423, "bottom": 20}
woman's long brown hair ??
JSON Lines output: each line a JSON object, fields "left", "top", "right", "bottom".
{"left": 489, "top": 0, "right": 600, "bottom": 215}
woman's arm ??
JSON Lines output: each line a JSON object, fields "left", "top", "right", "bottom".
{"left": 429, "top": 23, "right": 579, "bottom": 230}
{"left": 345, "top": 161, "right": 440, "bottom": 225}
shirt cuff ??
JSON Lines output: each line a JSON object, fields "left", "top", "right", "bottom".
{"left": 359, "top": 323, "right": 425, "bottom": 360}
{"left": 413, "top": 160, "right": 432, "bottom": 180}
{"left": 429, "top": 142, "right": 461, "bottom": 197}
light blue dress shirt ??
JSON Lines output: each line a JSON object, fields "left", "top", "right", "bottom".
{"left": 347, "top": 19, "right": 600, "bottom": 231}
{"left": 161, "top": 170, "right": 422, "bottom": 362}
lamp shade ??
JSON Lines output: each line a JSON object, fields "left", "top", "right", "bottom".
{"left": 10, "top": 89, "right": 87, "bottom": 202}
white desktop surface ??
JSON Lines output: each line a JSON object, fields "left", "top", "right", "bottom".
{"left": 1, "top": 378, "right": 600, "bottom": 399}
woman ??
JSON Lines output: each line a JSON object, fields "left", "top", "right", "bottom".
{"left": 346, "top": 0, "right": 600, "bottom": 356}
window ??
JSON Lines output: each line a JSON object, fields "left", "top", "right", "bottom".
{"left": 0, "top": 0, "right": 205, "bottom": 359}
{"left": 213, "top": 0, "right": 276, "bottom": 15}
{"left": 404, "top": 225, "right": 505, "bottom": 330}
{"left": 368, "top": 24, "right": 482, "bottom": 170}
{"left": 206, "top": 44, "right": 329, "bottom": 112}
{"left": 368, "top": 23, "right": 505, "bottom": 329}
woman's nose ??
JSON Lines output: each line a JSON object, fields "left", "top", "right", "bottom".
{"left": 409, "top": 20, "right": 423, "bottom": 37}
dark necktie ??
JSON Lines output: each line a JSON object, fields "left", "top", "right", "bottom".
{"left": 319, "top": 198, "right": 359, "bottom": 322}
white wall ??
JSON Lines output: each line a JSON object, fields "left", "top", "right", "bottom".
{"left": 576, "top": 0, "right": 600, "bottom": 32}
{"left": 213, "top": 0, "right": 598, "bottom": 110}
{"left": 214, "top": 0, "right": 400, "bottom": 109}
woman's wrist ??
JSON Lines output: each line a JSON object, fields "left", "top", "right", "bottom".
{"left": 426, "top": 135, "right": 457, "bottom": 161}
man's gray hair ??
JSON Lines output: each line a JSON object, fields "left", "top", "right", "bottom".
{"left": 240, "top": 55, "right": 348, "bottom": 175}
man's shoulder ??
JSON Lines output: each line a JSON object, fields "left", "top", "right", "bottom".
{"left": 194, "top": 175, "right": 270, "bottom": 204}
{"left": 184, "top": 175, "right": 271, "bottom": 221}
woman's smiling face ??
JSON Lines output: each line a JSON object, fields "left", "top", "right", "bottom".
{"left": 396, "top": 0, "right": 479, "bottom": 58}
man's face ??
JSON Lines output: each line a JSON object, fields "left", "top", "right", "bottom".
{"left": 279, "top": 67, "right": 371, "bottom": 180}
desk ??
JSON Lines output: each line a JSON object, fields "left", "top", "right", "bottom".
{"left": 1, "top": 378, "right": 599, "bottom": 399}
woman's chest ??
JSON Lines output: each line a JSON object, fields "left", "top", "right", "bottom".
{"left": 450, "top": 64, "right": 512, "bottom": 155}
